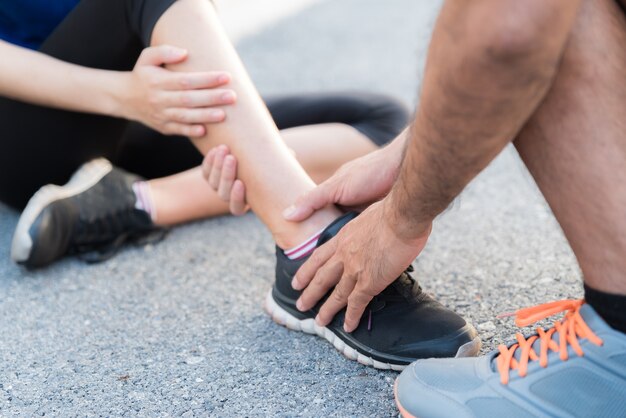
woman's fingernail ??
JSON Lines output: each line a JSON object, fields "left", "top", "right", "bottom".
{"left": 221, "top": 92, "right": 235, "bottom": 101}
{"left": 283, "top": 205, "right": 296, "bottom": 219}
{"left": 291, "top": 277, "right": 300, "bottom": 290}
{"left": 210, "top": 109, "right": 225, "bottom": 119}
{"left": 218, "top": 74, "right": 230, "bottom": 83}
{"left": 296, "top": 298, "right": 304, "bottom": 311}
{"left": 171, "top": 47, "right": 187, "bottom": 58}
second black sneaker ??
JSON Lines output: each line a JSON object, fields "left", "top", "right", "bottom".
{"left": 265, "top": 212, "right": 481, "bottom": 370}
{"left": 11, "top": 158, "right": 165, "bottom": 268}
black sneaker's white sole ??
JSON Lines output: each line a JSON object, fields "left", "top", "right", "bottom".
{"left": 11, "top": 159, "right": 113, "bottom": 264}
{"left": 264, "top": 289, "right": 482, "bottom": 371}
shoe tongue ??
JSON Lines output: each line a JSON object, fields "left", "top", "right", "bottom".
{"left": 491, "top": 303, "right": 604, "bottom": 370}
{"left": 317, "top": 212, "right": 359, "bottom": 246}
{"left": 386, "top": 272, "right": 420, "bottom": 299}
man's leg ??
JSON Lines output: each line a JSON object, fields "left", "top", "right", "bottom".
{"left": 151, "top": 0, "right": 341, "bottom": 248}
{"left": 395, "top": 1, "right": 626, "bottom": 416}
{"left": 514, "top": 0, "right": 626, "bottom": 299}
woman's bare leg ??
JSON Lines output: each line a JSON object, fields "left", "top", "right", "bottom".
{"left": 148, "top": 123, "right": 377, "bottom": 225}
{"left": 150, "top": 0, "right": 341, "bottom": 248}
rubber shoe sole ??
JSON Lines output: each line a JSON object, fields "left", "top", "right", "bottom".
{"left": 394, "top": 379, "right": 418, "bottom": 418}
{"left": 11, "top": 158, "right": 113, "bottom": 264}
{"left": 264, "top": 289, "right": 482, "bottom": 370}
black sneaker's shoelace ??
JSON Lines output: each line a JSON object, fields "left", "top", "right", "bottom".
{"left": 69, "top": 202, "right": 168, "bottom": 264}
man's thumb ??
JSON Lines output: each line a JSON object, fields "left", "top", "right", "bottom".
{"left": 283, "top": 185, "right": 331, "bottom": 222}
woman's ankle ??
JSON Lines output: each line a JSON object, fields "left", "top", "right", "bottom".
{"left": 273, "top": 207, "right": 341, "bottom": 250}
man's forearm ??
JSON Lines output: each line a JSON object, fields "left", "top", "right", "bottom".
{"left": 386, "top": 0, "right": 582, "bottom": 238}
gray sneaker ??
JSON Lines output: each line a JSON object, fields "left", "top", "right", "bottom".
{"left": 394, "top": 300, "right": 626, "bottom": 418}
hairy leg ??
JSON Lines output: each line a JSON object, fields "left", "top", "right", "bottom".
{"left": 514, "top": 0, "right": 626, "bottom": 294}
{"left": 148, "top": 123, "right": 376, "bottom": 225}
{"left": 151, "top": 0, "right": 340, "bottom": 247}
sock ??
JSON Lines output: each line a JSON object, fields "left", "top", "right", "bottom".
{"left": 132, "top": 181, "right": 157, "bottom": 222}
{"left": 584, "top": 284, "right": 626, "bottom": 334}
{"left": 284, "top": 227, "right": 326, "bottom": 260}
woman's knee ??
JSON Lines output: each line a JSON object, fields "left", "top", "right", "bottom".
{"left": 345, "top": 92, "right": 411, "bottom": 147}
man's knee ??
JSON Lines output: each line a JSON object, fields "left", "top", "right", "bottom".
{"left": 460, "top": 0, "right": 580, "bottom": 68}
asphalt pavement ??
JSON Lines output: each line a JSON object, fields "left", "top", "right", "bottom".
{"left": 0, "top": 0, "right": 582, "bottom": 416}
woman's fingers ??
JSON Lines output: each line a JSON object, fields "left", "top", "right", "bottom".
{"left": 202, "top": 146, "right": 248, "bottom": 216}
{"left": 131, "top": 46, "right": 236, "bottom": 135}
{"left": 163, "top": 89, "right": 236, "bottom": 108}
{"left": 217, "top": 155, "right": 237, "bottom": 201}
{"left": 161, "top": 71, "right": 231, "bottom": 91}
{"left": 229, "top": 180, "right": 249, "bottom": 216}
{"left": 161, "top": 122, "right": 205, "bottom": 138}
{"left": 202, "top": 148, "right": 217, "bottom": 181}
{"left": 208, "top": 146, "right": 228, "bottom": 190}
{"left": 136, "top": 45, "right": 188, "bottom": 67}
{"left": 164, "top": 107, "right": 226, "bottom": 125}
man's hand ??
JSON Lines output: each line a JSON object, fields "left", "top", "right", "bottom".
{"left": 118, "top": 45, "right": 237, "bottom": 138}
{"left": 283, "top": 132, "right": 409, "bottom": 222}
{"left": 292, "top": 199, "right": 431, "bottom": 332}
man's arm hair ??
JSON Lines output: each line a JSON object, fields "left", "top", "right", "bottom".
{"left": 386, "top": 0, "right": 582, "bottom": 238}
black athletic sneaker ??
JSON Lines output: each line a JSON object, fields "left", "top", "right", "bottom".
{"left": 11, "top": 158, "right": 165, "bottom": 268}
{"left": 265, "top": 212, "right": 481, "bottom": 370}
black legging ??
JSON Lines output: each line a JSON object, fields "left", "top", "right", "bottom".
{"left": 0, "top": 0, "right": 409, "bottom": 210}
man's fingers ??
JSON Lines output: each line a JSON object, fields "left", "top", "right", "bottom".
{"left": 296, "top": 260, "right": 344, "bottom": 312}
{"left": 283, "top": 181, "right": 334, "bottom": 222}
{"left": 343, "top": 287, "right": 374, "bottom": 332}
{"left": 292, "top": 239, "right": 336, "bottom": 291}
{"left": 137, "top": 45, "right": 187, "bottom": 67}
{"left": 229, "top": 180, "right": 249, "bottom": 216}
{"left": 217, "top": 155, "right": 237, "bottom": 201}
{"left": 315, "top": 274, "right": 357, "bottom": 327}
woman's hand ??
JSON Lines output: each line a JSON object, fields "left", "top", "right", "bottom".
{"left": 0, "top": 40, "right": 236, "bottom": 129}
{"left": 116, "top": 45, "right": 237, "bottom": 138}
{"left": 201, "top": 145, "right": 250, "bottom": 216}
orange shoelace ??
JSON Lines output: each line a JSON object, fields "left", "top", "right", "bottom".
{"left": 496, "top": 299, "right": 603, "bottom": 385}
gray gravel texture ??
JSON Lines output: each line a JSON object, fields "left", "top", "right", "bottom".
{"left": 0, "top": 0, "right": 582, "bottom": 416}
